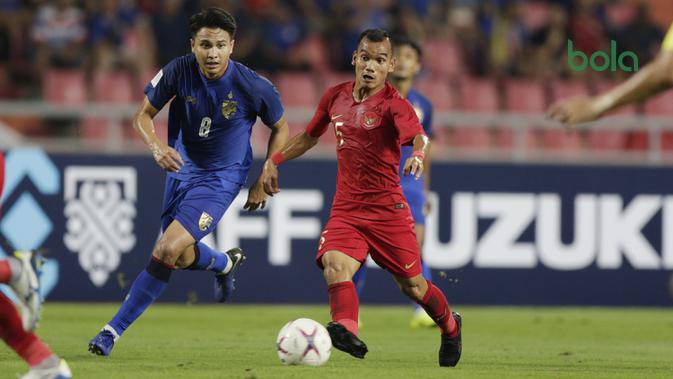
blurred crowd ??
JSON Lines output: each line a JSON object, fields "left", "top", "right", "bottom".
{"left": 0, "top": 0, "right": 671, "bottom": 154}
{"left": 0, "top": 0, "right": 669, "bottom": 100}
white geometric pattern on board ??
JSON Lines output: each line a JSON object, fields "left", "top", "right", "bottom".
{"left": 63, "top": 167, "right": 137, "bottom": 287}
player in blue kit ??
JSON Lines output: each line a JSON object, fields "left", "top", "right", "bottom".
{"left": 88, "top": 7, "right": 289, "bottom": 356}
{"left": 351, "top": 35, "right": 436, "bottom": 328}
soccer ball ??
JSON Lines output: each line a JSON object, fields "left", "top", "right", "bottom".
{"left": 276, "top": 318, "right": 332, "bottom": 366}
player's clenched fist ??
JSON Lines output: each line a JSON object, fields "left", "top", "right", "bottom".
{"left": 403, "top": 156, "right": 424, "bottom": 180}
{"left": 150, "top": 142, "right": 184, "bottom": 172}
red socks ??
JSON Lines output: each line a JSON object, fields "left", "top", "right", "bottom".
{"left": 418, "top": 281, "right": 458, "bottom": 337}
{"left": 0, "top": 293, "right": 54, "bottom": 367}
{"left": 327, "top": 281, "right": 359, "bottom": 336}
{"left": 0, "top": 260, "right": 11, "bottom": 283}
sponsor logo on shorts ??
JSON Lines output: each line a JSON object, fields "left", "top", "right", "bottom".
{"left": 199, "top": 211, "right": 214, "bottom": 232}
{"left": 404, "top": 260, "right": 417, "bottom": 270}
{"left": 395, "top": 203, "right": 405, "bottom": 209}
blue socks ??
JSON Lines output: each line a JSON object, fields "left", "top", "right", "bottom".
{"left": 106, "top": 244, "right": 231, "bottom": 337}
{"left": 352, "top": 266, "right": 367, "bottom": 297}
{"left": 187, "top": 242, "right": 231, "bottom": 274}
{"left": 108, "top": 258, "right": 173, "bottom": 336}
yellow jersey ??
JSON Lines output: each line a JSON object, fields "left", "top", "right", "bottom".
{"left": 663, "top": 23, "right": 673, "bottom": 51}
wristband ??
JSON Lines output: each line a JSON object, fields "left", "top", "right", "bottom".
{"left": 271, "top": 151, "right": 285, "bottom": 166}
{"left": 411, "top": 150, "right": 425, "bottom": 160}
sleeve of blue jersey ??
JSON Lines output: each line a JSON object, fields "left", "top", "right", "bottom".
{"left": 421, "top": 95, "right": 434, "bottom": 138}
{"left": 253, "top": 75, "right": 285, "bottom": 126}
{"left": 144, "top": 59, "right": 179, "bottom": 110}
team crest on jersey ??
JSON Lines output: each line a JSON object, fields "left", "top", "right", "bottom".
{"left": 221, "top": 91, "right": 237, "bottom": 119}
{"left": 362, "top": 111, "right": 381, "bottom": 130}
{"left": 199, "top": 211, "right": 214, "bottom": 231}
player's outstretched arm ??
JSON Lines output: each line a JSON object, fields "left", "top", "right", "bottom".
{"left": 260, "top": 131, "right": 319, "bottom": 196}
{"left": 244, "top": 116, "right": 290, "bottom": 211}
{"left": 133, "top": 96, "right": 184, "bottom": 172}
{"left": 548, "top": 50, "right": 673, "bottom": 126}
{"left": 403, "top": 134, "right": 430, "bottom": 180}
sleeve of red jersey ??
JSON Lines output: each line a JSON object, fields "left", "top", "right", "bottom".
{"left": 305, "top": 87, "right": 336, "bottom": 138}
{"left": 391, "top": 98, "right": 426, "bottom": 145}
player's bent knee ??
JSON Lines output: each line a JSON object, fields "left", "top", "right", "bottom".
{"left": 322, "top": 264, "right": 349, "bottom": 284}
{"left": 152, "top": 238, "right": 183, "bottom": 265}
{"left": 321, "top": 252, "right": 358, "bottom": 284}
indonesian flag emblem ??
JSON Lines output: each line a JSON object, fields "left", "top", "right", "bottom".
{"left": 362, "top": 111, "right": 381, "bottom": 130}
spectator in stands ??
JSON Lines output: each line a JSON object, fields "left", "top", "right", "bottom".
{"left": 31, "top": 0, "right": 87, "bottom": 75}
{"left": 150, "top": 0, "right": 190, "bottom": 67}
{"left": 246, "top": 2, "right": 310, "bottom": 72}
{"left": 86, "top": 0, "right": 154, "bottom": 100}
{"left": 451, "top": 5, "right": 488, "bottom": 76}
{"left": 609, "top": 2, "right": 662, "bottom": 70}
{"left": 548, "top": 20, "right": 673, "bottom": 125}
{"left": 527, "top": 4, "right": 569, "bottom": 78}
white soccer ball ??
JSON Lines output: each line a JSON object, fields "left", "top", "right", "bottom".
{"left": 276, "top": 318, "right": 332, "bottom": 366}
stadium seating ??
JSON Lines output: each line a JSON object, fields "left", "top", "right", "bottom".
{"left": 504, "top": 79, "right": 546, "bottom": 113}
{"left": 415, "top": 77, "right": 454, "bottom": 110}
{"left": 645, "top": 91, "right": 673, "bottom": 151}
{"left": 586, "top": 80, "right": 636, "bottom": 151}
{"left": 43, "top": 69, "right": 86, "bottom": 104}
{"left": 543, "top": 80, "right": 591, "bottom": 151}
{"left": 275, "top": 73, "right": 319, "bottom": 108}
{"left": 502, "top": 79, "right": 542, "bottom": 150}
{"left": 450, "top": 77, "right": 501, "bottom": 150}
{"left": 295, "top": 35, "right": 329, "bottom": 73}
{"left": 319, "top": 72, "right": 353, "bottom": 93}
{"left": 644, "top": 90, "right": 673, "bottom": 117}
{"left": 423, "top": 38, "right": 463, "bottom": 78}
{"left": 93, "top": 71, "right": 133, "bottom": 103}
{"left": 550, "top": 79, "right": 589, "bottom": 101}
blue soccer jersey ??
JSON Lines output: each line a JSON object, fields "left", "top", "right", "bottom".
{"left": 398, "top": 88, "right": 433, "bottom": 224}
{"left": 145, "top": 54, "right": 284, "bottom": 185}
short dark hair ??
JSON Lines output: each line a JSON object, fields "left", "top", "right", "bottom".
{"left": 392, "top": 35, "right": 422, "bottom": 59}
{"left": 189, "top": 7, "right": 237, "bottom": 39}
{"left": 356, "top": 28, "right": 391, "bottom": 47}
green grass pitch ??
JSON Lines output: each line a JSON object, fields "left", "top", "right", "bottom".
{"left": 2, "top": 304, "right": 673, "bottom": 378}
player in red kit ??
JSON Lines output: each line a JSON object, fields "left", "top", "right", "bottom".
{"left": 249, "top": 29, "right": 462, "bottom": 367}
{"left": 0, "top": 152, "right": 72, "bottom": 378}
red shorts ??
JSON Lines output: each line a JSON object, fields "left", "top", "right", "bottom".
{"left": 0, "top": 152, "right": 4, "bottom": 215}
{"left": 316, "top": 202, "right": 421, "bottom": 278}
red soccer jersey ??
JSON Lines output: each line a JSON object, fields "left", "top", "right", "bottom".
{"left": 0, "top": 152, "right": 4, "bottom": 217}
{"left": 306, "top": 81, "right": 425, "bottom": 208}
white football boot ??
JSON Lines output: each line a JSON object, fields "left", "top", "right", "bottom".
{"left": 9, "top": 251, "right": 41, "bottom": 331}
{"left": 21, "top": 359, "right": 72, "bottom": 379}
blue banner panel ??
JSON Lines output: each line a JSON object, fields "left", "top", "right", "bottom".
{"left": 1, "top": 149, "right": 672, "bottom": 306}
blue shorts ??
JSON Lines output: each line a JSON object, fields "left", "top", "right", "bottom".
{"left": 160, "top": 176, "right": 241, "bottom": 241}
{"left": 402, "top": 182, "right": 426, "bottom": 226}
